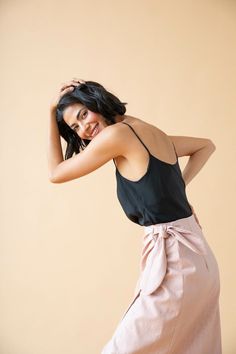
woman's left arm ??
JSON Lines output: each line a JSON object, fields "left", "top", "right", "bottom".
{"left": 168, "top": 135, "right": 216, "bottom": 186}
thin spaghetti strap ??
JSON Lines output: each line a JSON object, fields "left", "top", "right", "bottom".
{"left": 112, "top": 158, "right": 117, "bottom": 167}
{"left": 122, "top": 122, "right": 151, "bottom": 155}
{"left": 171, "top": 141, "right": 178, "bottom": 159}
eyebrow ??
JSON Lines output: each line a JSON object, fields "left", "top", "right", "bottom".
{"left": 70, "top": 108, "right": 83, "bottom": 129}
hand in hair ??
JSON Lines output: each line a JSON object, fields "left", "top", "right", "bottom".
{"left": 50, "top": 78, "right": 86, "bottom": 111}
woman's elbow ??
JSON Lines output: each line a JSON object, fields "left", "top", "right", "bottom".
{"left": 208, "top": 139, "right": 216, "bottom": 151}
{"left": 49, "top": 173, "right": 71, "bottom": 184}
{"left": 50, "top": 177, "right": 57, "bottom": 184}
{"left": 49, "top": 173, "right": 60, "bottom": 184}
{"left": 49, "top": 177, "right": 56, "bottom": 184}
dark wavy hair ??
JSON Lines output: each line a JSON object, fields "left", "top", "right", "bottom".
{"left": 56, "top": 81, "right": 128, "bottom": 159}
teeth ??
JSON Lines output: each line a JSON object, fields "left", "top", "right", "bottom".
{"left": 92, "top": 124, "right": 98, "bottom": 137}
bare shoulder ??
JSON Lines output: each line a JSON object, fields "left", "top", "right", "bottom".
{"left": 108, "top": 117, "right": 170, "bottom": 156}
{"left": 110, "top": 115, "right": 169, "bottom": 157}
{"left": 114, "top": 115, "right": 167, "bottom": 140}
{"left": 113, "top": 115, "right": 161, "bottom": 132}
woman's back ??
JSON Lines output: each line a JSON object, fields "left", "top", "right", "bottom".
{"left": 113, "top": 116, "right": 178, "bottom": 182}
{"left": 112, "top": 116, "right": 193, "bottom": 226}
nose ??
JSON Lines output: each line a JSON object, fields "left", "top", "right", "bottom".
{"left": 78, "top": 121, "right": 89, "bottom": 136}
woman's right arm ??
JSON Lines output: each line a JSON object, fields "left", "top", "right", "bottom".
{"left": 168, "top": 135, "right": 216, "bottom": 186}
{"left": 47, "top": 78, "right": 85, "bottom": 181}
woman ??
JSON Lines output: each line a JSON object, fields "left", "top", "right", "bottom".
{"left": 48, "top": 79, "right": 222, "bottom": 354}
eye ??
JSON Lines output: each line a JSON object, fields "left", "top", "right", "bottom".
{"left": 82, "top": 110, "right": 87, "bottom": 119}
{"left": 73, "top": 110, "right": 87, "bottom": 131}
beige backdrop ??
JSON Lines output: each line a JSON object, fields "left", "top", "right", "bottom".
{"left": 1, "top": 0, "right": 235, "bottom": 353}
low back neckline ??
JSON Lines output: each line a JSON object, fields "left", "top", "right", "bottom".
{"left": 113, "top": 122, "right": 179, "bottom": 183}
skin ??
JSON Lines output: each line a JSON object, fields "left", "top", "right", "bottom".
{"left": 48, "top": 79, "right": 217, "bottom": 228}
{"left": 62, "top": 103, "right": 126, "bottom": 140}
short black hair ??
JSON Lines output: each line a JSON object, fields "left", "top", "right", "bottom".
{"left": 56, "top": 81, "right": 128, "bottom": 159}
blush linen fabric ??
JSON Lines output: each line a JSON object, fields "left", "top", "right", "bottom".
{"left": 101, "top": 214, "right": 222, "bottom": 354}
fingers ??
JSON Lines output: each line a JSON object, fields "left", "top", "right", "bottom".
{"left": 60, "top": 82, "right": 78, "bottom": 91}
{"left": 72, "top": 78, "right": 86, "bottom": 83}
{"left": 189, "top": 202, "right": 202, "bottom": 229}
{"left": 193, "top": 211, "right": 202, "bottom": 229}
{"left": 60, "top": 78, "right": 86, "bottom": 91}
{"left": 51, "top": 79, "right": 85, "bottom": 110}
{"left": 60, "top": 86, "right": 75, "bottom": 94}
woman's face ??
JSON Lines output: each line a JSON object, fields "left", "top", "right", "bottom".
{"left": 63, "top": 103, "right": 109, "bottom": 140}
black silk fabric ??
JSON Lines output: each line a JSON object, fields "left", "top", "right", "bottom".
{"left": 113, "top": 122, "right": 193, "bottom": 226}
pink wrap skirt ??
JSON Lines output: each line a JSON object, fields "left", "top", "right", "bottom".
{"left": 101, "top": 214, "right": 222, "bottom": 354}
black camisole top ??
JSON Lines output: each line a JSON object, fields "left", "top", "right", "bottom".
{"left": 112, "top": 122, "right": 193, "bottom": 226}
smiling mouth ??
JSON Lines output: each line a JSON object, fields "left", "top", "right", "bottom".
{"left": 91, "top": 124, "right": 99, "bottom": 138}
